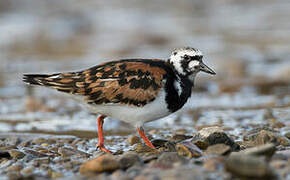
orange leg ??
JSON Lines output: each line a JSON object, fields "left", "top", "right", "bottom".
{"left": 137, "top": 127, "right": 155, "bottom": 149}
{"left": 96, "top": 115, "right": 112, "bottom": 153}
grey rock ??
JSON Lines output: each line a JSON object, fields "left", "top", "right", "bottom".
{"left": 157, "top": 152, "right": 188, "bottom": 165}
{"left": 225, "top": 154, "right": 276, "bottom": 179}
{"left": 204, "top": 144, "right": 231, "bottom": 155}
{"left": 243, "top": 143, "right": 276, "bottom": 158}
{"left": 118, "top": 152, "right": 143, "bottom": 170}
{"left": 192, "top": 127, "right": 240, "bottom": 151}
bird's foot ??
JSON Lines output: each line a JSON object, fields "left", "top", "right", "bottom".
{"left": 96, "top": 144, "right": 112, "bottom": 153}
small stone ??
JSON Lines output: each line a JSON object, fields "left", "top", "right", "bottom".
{"left": 0, "top": 145, "right": 17, "bottom": 151}
{"left": 270, "top": 160, "right": 287, "bottom": 169}
{"left": 118, "top": 152, "right": 143, "bottom": 170}
{"left": 7, "top": 164, "right": 23, "bottom": 172}
{"left": 284, "top": 132, "right": 290, "bottom": 139}
{"left": 58, "top": 147, "right": 90, "bottom": 157}
{"left": 32, "top": 157, "right": 50, "bottom": 166}
{"left": 157, "top": 152, "right": 188, "bottom": 165}
{"left": 134, "top": 143, "right": 158, "bottom": 153}
{"left": 79, "top": 154, "right": 120, "bottom": 175}
{"left": 127, "top": 135, "right": 141, "bottom": 145}
{"left": 0, "top": 151, "right": 11, "bottom": 158}
{"left": 243, "top": 143, "right": 276, "bottom": 158}
{"left": 203, "top": 156, "right": 225, "bottom": 171}
{"left": 225, "top": 154, "right": 275, "bottom": 178}
{"left": 23, "top": 148, "right": 48, "bottom": 157}
{"left": 9, "top": 149, "right": 25, "bottom": 159}
{"left": 199, "top": 126, "right": 224, "bottom": 137}
{"left": 49, "top": 170, "right": 63, "bottom": 179}
{"left": 176, "top": 140, "right": 202, "bottom": 158}
{"left": 41, "top": 143, "right": 50, "bottom": 147}
{"left": 21, "top": 167, "right": 34, "bottom": 174}
{"left": 18, "top": 140, "right": 31, "bottom": 148}
{"left": 192, "top": 127, "right": 240, "bottom": 151}
{"left": 244, "top": 130, "right": 290, "bottom": 147}
{"left": 151, "top": 139, "right": 176, "bottom": 151}
{"left": 158, "top": 166, "right": 208, "bottom": 180}
{"left": 111, "top": 170, "right": 131, "bottom": 180}
{"left": 204, "top": 144, "right": 231, "bottom": 156}
{"left": 170, "top": 134, "right": 193, "bottom": 141}
{"left": 32, "top": 138, "right": 47, "bottom": 145}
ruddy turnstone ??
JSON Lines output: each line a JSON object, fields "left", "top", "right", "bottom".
{"left": 23, "top": 47, "right": 216, "bottom": 153}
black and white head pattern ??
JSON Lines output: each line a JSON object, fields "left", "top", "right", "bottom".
{"left": 169, "top": 47, "right": 203, "bottom": 76}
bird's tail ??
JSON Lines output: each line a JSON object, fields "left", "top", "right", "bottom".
{"left": 23, "top": 73, "right": 79, "bottom": 93}
{"left": 23, "top": 73, "right": 61, "bottom": 86}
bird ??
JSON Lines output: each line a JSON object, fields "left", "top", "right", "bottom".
{"left": 23, "top": 47, "right": 216, "bottom": 153}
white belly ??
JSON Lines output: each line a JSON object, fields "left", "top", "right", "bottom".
{"left": 76, "top": 89, "right": 171, "bottom": 127}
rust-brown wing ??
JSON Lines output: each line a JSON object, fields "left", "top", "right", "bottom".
{"left": 79, "top": 60, "right": 167, "bottom": 106}
{"left": 24, "top": 59, "right": 168, "bottom": 107}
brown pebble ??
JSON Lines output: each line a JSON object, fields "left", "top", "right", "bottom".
{"left": 134, "top": 143, "right": 158, "bottom": 153}
{"left": 9, "top": 149, "right": 25, "bottom": 159}
{"left": 58, "top": 147, "right": 89, "bottom": 157}
{"left": 21, "top": 167, "right": 34, "bottom": 174}
{"left": 7, "top": 164, "right": 23, "bottom": 172}
{"left": 79, "top": 154, "right": 120, "bottom": 175}
{"left": 127, "top": 135, "right": 141, "bottom": 145}
{"left": 176, "top": 140, "right": 202, "bottom": 158}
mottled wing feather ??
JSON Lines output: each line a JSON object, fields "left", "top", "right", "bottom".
{"left": 35, "top": 59, "right": 167, "bottom": 107}
{"left": 82, "top": 60, "right": 167, "bottom": 106}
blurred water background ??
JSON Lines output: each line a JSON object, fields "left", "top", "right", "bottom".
{"left": 0, "top": 0, "right": 289, "bottom": 138}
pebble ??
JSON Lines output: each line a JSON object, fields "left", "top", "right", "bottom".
{"left": 20, "top": 167, "right": 34, "bottom": 174}
{"left": 23, "top": 148, "right": 48, "bottom": 158}
{"left": 157, "top": 152, "right": 188, "bottom": 165}
{"left": 32, "top": 157, "right": 50, "bottom": 166}
{"left": 244, "top": 130, "right": 290, "bottom": 147}
{"left": 6, "top": 164, "right": 23, "bottom": 172}
{"left": 151, "top": 139, "right": 176, "bottom": 151}
{"left": 8, "top": 150, "right": 25, "bottom": 159}
{"left": 285, "top": 132, "right": 290, "bottom": 139}
{"left": 192, "top": 127, "right": 240, "bottom": 151}
{"left": 79, "top": 154, "right": 120, "bottom": 175}
{"left": 111, "top": 170, "right": 131, "bottom": 180}
{"left": 0, "top": 151, "right": 11, "bottom": 158}
{"left": 134, "top": 143, "right": 158, "bottom": 153}
{"left": 58, "top": 147, "right": 90, "bottom": 157}
{"left": 243, "top": 143, "right": 276, "bottom": 158}
{"left": 176, "top": 140, "right": 202, "bottom": 158}
{"left": 203, "top": 156, "right": 225, "bottom": 171}
{"left": 225, "top": 154, "right": 275, "bottom": 178}
{"left": 127, "top": 135, "right": 141, "bottom": 145}
{"left": 169, "top": 134, "right": 193, "bottom": 141}
{"left": 118, "top": 152, "right": 143, "bottom": 170}
{"left": 204, "top": 144, "right": 231, "bottom": 156}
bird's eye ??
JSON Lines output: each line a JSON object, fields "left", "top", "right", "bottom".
{"left": 183, "top": 55, "right": 189, "bottom": 60}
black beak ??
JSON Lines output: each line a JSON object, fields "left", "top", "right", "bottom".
{"left": 200, "top": 62, "right": 216, "bottom": 75}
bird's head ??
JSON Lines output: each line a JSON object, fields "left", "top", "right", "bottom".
{"left": 168, "top": 47, "right": 216, "bottom": 78}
